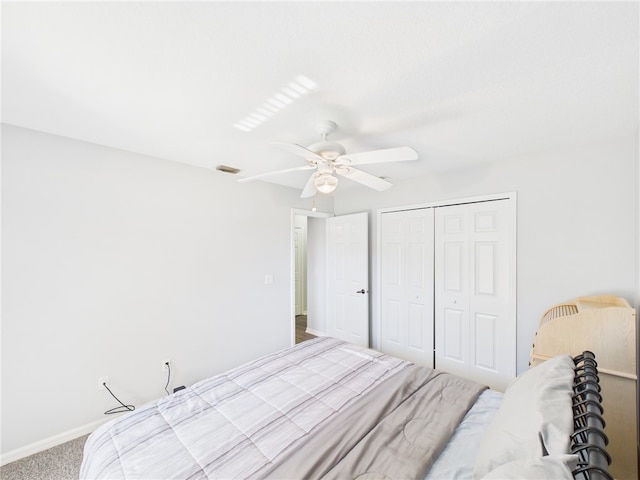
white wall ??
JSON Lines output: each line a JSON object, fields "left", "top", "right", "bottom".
{"left": 0, "top": 124, "right": 329, "bottom": 458}
{"left": 335, "top": 134, "right": 639, "bottom": 375}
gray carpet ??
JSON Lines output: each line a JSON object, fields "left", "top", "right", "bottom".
{"left": 0, "top": 435, "right": 87, "bottom": 480}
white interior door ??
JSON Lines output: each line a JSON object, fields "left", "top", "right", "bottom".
{"left": 326, "top": 212, "right": 369, "bottom": 346}
{"left": 434, "top": 199, "right": 515, "bottom": 391}
{"left": 380, "top": 208, "right": 434, "bottom": 367}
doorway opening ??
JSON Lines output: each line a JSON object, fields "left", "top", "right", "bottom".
{"left": 291, "top": 209, "right": 332, "bottom": 345}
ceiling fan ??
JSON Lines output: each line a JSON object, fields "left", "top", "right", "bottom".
{"left": 238, "top": 120, "right": 418, "bottom": 198}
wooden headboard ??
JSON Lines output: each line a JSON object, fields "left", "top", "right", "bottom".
{"left": 530, "top": 295, "right": 637, "bottom": 479}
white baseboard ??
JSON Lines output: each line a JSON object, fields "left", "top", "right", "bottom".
{"left": 0, "top": 418, "right": 109, "bottom": 466}
{"left": 306, "top": 327, "right": 326, "bottom": 337}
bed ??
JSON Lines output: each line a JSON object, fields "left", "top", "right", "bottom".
{"left": 530, "top": 294, "right": 637, "bottom": 479}
{"left": 80, "top": 337, "right": 612, "bottom": 479}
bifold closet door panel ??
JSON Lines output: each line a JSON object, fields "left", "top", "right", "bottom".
{"left": 434, "top": 200, "right": 515, "bottom": 391}
{"left": 380, "top": 208, "right": 435, "bottom": 367}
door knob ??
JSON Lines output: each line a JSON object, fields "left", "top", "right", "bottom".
{"left": 356, "top": 289, "right": 366, "bottom": 294}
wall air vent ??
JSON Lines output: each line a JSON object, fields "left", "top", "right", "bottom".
{"left": 216, "top": 165, "right": 241, "bottom": 175}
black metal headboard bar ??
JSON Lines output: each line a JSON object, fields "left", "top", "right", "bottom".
{"left": 572, "top": 351, "right": 613, "bottom": 480}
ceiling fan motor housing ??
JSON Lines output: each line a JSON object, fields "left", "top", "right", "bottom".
{"left": 309, "top": 120, "right": 346, "bottom": 161}
{"left": 308, "top": 141, "right": 346, "bottom": 161}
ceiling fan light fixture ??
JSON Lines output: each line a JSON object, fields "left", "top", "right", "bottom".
{"left": 314, "top": 173, "right": 338, "bottom": 194}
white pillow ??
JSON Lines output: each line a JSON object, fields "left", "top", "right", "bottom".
{"left": 481, "top": 454, "right": 579, "bottom": 479}
{"left": 473, "top": 355, "right": 575, "bottom": 479}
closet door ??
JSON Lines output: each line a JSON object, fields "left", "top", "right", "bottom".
{"left": 434, "top": 200, "right": 515, "bottom": 391}
{"left": 380, "top": 208, "right": 434, "bottom": 367}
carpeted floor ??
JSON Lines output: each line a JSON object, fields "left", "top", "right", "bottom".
{"left": 0, "top": 434, "right": 87, "bottom": 480}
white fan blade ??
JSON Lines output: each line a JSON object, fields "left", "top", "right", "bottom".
{"left": 335, "top": 166, "right": 392, "bottom": 191}
{"left": 336, "top": 146, "right": 417, "bottom": 166}
{"left": 300, "top": 172, "right": 318, "bottom": 198}
{"left": 237, "top": 165, "right": 316, "bottom": 183}
{"left": 272, "top": 142, "right": 325, "bottom": 163}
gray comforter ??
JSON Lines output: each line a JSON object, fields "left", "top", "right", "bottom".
{"left": 80, "top": 337, "right": 485, "bottom": 479}
{"left": 264, "top": 364, "right": 485, "bottom": 479}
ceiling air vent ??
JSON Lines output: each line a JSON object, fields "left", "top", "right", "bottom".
{"left": 216, "top": 165, "right": 241, "bottom": 175}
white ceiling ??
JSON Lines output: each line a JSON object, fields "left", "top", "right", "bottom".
{"left": 2, "top": 1, "right": 638, "bottom": 194}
